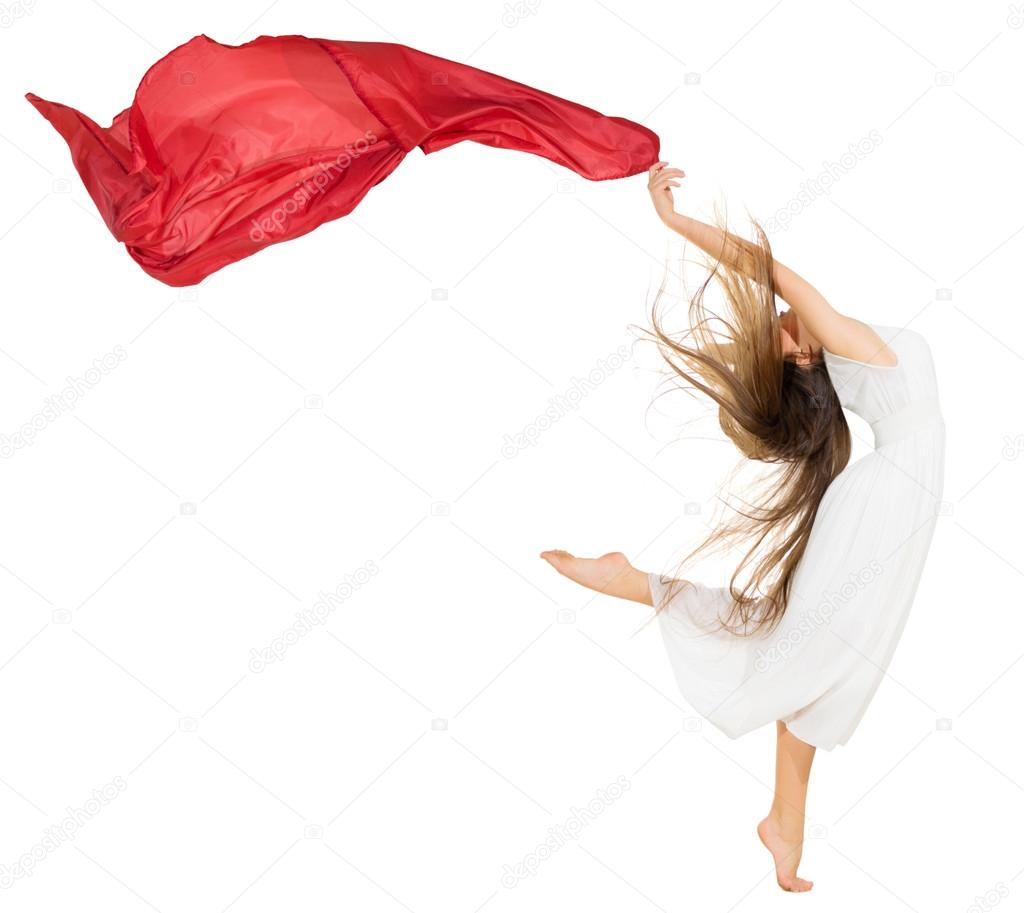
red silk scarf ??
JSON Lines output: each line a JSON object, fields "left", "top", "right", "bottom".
{"left": 27, "top": 35, "right": 660, "bottom": 286}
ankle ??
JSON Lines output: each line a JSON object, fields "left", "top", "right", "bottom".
{"left": 767, "top": 809, "right": 805, "bottom": 839}
{"left": 625, "top": 565, "right": 652, "bottom": 605}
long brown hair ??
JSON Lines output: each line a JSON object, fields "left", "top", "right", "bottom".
{"left": 646, "top": 216, "right": 851, "bottom": 635}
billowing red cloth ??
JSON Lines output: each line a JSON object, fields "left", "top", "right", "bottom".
{"left": 26, "top": 35, "right": 660, "bottom": 286}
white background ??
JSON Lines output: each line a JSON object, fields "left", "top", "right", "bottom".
{"left": 1, "top": 0, "right": 1022, "bottom": 910}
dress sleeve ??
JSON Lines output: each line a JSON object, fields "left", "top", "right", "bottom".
{"left": 649, "top": 572, "right": 737, "bottom": 633}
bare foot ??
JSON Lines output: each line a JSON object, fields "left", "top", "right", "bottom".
{"left": 757, "top": 816, "right": 813, "bottom": 892}
{"left": 540, "top": 550, "right": 651, "bottom": 603}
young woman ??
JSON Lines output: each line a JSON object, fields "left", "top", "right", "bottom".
{"left": 541, "top": 162, "right": 945, "bottom": 892}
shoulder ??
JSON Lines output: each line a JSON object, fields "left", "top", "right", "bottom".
{"left": 821, "top": 319, "right": 902, "bottom": 369}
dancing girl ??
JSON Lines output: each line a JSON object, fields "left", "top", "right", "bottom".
{"left": 542, "top": 161, "right": 945, "bottom": 892}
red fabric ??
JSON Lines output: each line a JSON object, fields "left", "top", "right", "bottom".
{"left": 26, "top": 35, "right": 660, "bottom": 286}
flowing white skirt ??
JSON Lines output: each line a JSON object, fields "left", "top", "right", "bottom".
{"left": 650, "top": 424, "right": 945, "bottom": 750}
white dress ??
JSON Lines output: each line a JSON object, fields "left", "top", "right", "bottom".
{"left": 649, "top": 323, "right": 945, "bottom": 750}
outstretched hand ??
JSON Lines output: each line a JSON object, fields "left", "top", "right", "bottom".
{"left": 647, "top": 161, "right": 684, "bottom": 222}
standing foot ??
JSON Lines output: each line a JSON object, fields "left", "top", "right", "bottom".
{"left": 757, "top": 815, "right": 813, "bottom": 892}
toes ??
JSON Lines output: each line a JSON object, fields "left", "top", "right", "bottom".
{"left": 780, "top": 876, "right": 813, "bottom": 892}
{"left": 540, "top": 549, "right": 572, "bottom": 565}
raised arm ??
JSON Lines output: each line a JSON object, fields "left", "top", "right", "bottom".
{"left": 647, "top": 163, "right": 897, "bottom": 366}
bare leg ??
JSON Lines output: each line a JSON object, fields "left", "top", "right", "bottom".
{"left": 539, "top": 550, "right": 652, "bottom": 605}
{"left": 757, "top": 721, "right": 816, "bottom": 892}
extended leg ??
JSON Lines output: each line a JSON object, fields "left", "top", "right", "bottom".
{"left": 757, "top": 721, "right": 816, "bottom": 892}
{"left": 539, "top": 550, "right": 652, "bottom": 605}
